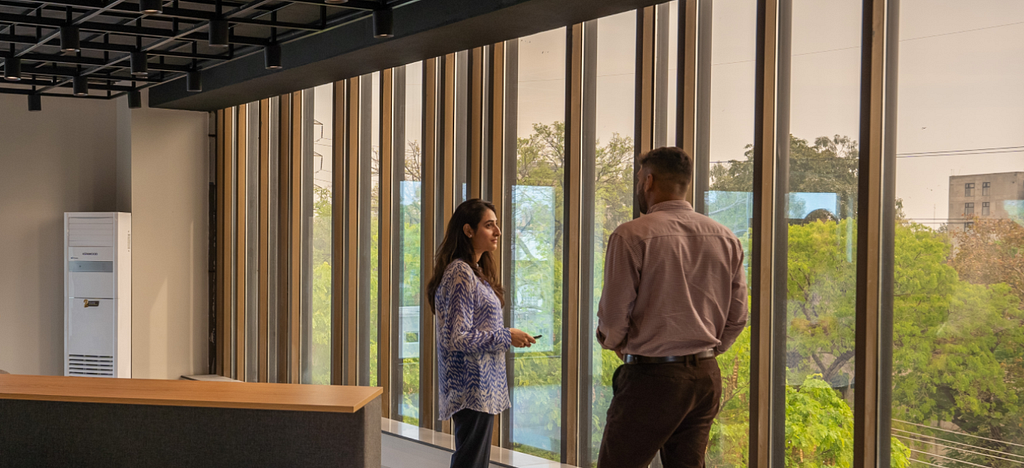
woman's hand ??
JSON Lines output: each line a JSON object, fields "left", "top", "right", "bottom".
{"left": 510, "top": 328, "right": 537, "bottom": 348}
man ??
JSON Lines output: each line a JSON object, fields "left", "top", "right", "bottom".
{"left": 596, "top": 147, "right": 748, "bottom": 468}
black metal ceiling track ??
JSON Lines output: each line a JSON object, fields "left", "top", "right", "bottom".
{"left": 0, "top": 0, "right": 401, "bottom": 105}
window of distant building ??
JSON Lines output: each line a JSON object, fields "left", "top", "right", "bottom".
{"left": 965, "top": 202, "right": 975, "bottom": 216}
{"left": 982, "top": 181, "right": 990, "bottom": 196}
{"left": 982, "top": 202, "right": 990, "bottom": 216}
{"left": 965, "top": 182, "right": 975, "bottom": 197}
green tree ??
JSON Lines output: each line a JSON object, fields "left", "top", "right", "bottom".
{"left": 710, "top": 134, "right": 859, "bottom": 218}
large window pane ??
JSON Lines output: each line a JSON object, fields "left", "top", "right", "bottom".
{"left": 366, "top": 72, "right": 382, "bottom": 387}
{"left": 510, "top": 27, "right": 566, "bottom": 461}
{"left": 704, "top": 1, "right": 755, "bottom": 465}
{"left": 586, "top": 11, "right": 636, "bottom": 467}
{"left": 397, "top": 61, "right": 424, "bottom": 425}
{"left": 892, "top": 2, "right": 1024, "bottom": 467}
{"left": 784, "top": 1, "right": 862, "bottom": 466}
{"left": 311, "top": 85, "right": 334, "bottom": 385}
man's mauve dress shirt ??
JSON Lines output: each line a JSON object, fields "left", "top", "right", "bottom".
{"left": 596, "top": 199, "right": 748, "bottom": 357}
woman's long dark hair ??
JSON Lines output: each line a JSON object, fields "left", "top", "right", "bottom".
{"left": 426, "top": 199, "right": 505, "bottom": 313}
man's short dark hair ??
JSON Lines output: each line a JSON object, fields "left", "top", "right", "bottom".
{"left": 639, "top": 147, "right": 692, "bottom": 189}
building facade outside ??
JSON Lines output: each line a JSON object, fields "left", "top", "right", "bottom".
{"left": 948, "top": 172, "right": 1024, "bottom": 230}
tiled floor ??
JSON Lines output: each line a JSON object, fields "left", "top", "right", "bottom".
{"left": 381, "top": 418, "right": 577, "bottom": 468}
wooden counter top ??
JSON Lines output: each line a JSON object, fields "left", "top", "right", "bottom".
{"left": 0, "top": 374, "right": 382, "bottom": 413}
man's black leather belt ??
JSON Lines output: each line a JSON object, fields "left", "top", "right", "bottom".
{"left": 623, "top": 349, "right": 716, "bottom": 365}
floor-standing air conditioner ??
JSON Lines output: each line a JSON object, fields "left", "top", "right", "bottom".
{"left": 64, "top": 212, "right": 131, "bottom": 378}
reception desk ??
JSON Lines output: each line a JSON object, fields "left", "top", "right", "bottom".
{"left": 0, "top": 374, "right": 382, "bottom": 468}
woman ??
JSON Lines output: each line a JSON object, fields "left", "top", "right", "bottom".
{"left": 427, "top": 199, "right": 536, "bottom": 468}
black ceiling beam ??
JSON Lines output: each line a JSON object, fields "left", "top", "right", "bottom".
{"left": 11, "top": 64, "right": 167, "bottom": 81}
{"left": 0, "top": 33, "right": 229, "bottom": 59}
{"left": 0, "top": 86, "right": 110, "bottom": 98}
{"left": 0, "top": 77, "right": 138, "bottom": 91}
{"left": 0, "top": 13, "right": 268, "bottom": 44}
{"left": 150, "top": 0, "right": 660, "bottom": 110}
{"left": 6, "top": 51, "right": 193, "bottom": 71}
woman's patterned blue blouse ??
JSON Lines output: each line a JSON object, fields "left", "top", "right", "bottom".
{"left": 435, "top": 259, "right": 512, "bottom": 420}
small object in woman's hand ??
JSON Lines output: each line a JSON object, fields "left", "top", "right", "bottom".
{"left": 533, "top": 335, "right": 542, "bottom": 339}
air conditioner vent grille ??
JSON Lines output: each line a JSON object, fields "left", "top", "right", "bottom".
{"left": 68, "top": 354, "right": 114, "bottom": 377}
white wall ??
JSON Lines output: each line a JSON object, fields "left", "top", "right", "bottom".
{"left": 0, "top": 94, "right": 118, "bottom": 376}
{"left": 127, "top": 90, "right": 209, "bottom": 379}
{"left": 0, "top": 91, "right": 209, "bottom": 380}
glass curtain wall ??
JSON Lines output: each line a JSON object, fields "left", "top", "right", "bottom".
{"left": 510, "top": 27, "right": 567, "bottom": 460}
{"left": 310, "top": 84, "right": 334, "bottom": 385}
{"left": 704, "top": 0, "right": 755, "bottom": 465}
{"left": 784, "top": 1, "right": 862, "bottom": 466}
{"left": 891, "top": 2, "right": 1024, "bottom": 467}
{"left": 397, "top": 61, "right": 425, "bottom": 425}
{"left": 585, "top": 11, "right": 636, "bottom": 466}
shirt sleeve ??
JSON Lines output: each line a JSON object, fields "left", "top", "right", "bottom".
{"left": 596, "top": 231, "right": 640, "bottom": 351}
{"left": 717, "top": 241, "right": 748, "bottom": 354}
{"left": 443, "top": 262, "right": 512, "bottom": 354}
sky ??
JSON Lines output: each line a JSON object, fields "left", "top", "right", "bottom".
{"left": 301, "top": 0, "right": 1024, "bottom": 229}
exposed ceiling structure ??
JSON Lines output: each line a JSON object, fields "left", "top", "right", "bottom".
{"left": 0, "top": 0, "right": 407, "bottom": 108}
{"left": 1, "top": 0, "right": 661, "bottom": 111}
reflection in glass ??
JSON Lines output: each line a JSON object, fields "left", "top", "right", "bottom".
{"left": 397, "top": 61, "right": 424, "bottom": 425}
{"left": 510, "top": 27, "right": 566, "bottom": 460}
{"left": 784, "top": 1, "right": 862, "bottom": 466}
{"left": 368, "top": 72, "right": 382, "bottom": 387}
{"left": 703, "top": 1, "right": 755, "bottom": 465}
{"left": 311, "top": 84, "right": 334, "bottom": 385}
{"left": 586, "top": 11, "right": 636, "bottom": 467}
{"left": 892, "top": 2, "right": 1024, "bottom": 467}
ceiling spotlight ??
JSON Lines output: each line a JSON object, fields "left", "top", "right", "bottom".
{"left": 324, "top": 0, "right": 348, "bottom": 3}
{"left": 186, "top": 68, "right": 202, "bottom": 92}
{"left": 139, "top": 0, "right": 163, "bottom": 14}
{"left": 264, "top": 43, "right": 282, "bottom": 70}
{"left": 60, "top": 26, "right": 81, "bottom": 52}
{"left": 130, "top": 51, "right": 149, "bottom": 76}
{"left": 73, "top": 75, "right": 89, "bottom": 96}
{"left": 4, "top": 56, "right": 21, "bottom": 81}
{"left": 372, "top": 9, "right": 393, "bottom": 38}
{"left": 128, "top": 89, "right": 143, "bottom": 109}
{"left": 209, "top": 19, "right": 229, "bottom": 47}
{"left": 28, "top": 93, "right": 41, "bottom": 112}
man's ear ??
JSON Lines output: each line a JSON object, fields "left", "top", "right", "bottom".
{"left": 463, "top": 223, "right": 474, "bottom": 238}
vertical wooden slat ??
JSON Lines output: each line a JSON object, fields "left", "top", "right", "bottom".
{"left": 442, "top": 53, "right": 457, "bottom": 228}
{"left": 276, "top": 93, "right": 292, "bottom": 384}
{"left": 487, "top": 42, "right": 507, "bottom": 447}
{"left": 855, "top": 1, "right": 897, "bottom": 467}
{"left": 469, "top": 47, "right": 484, "bottom": 200}
{"left": 258, "top": 100, "right": 270, "bottom": 382}
{"left": 290, "top": 91, "right": 303, "bottom": 384}
{"left": 750, "top": 1, "right": 791, "bottom": 467}
{"left": 216, "top": 109, "right": 229, "bottom": 377}
{"left": 679, "top": 0, "right": 698, "bottom": 207}
{"left": 560, "top": 23, "right": 584, "bottom": 467}
{"left": 440, "top": 53, "right": 458, "bottom": 436}
{"left": 379, "top": 69, "right": 395, "bottom": 417}
{"left": 346, "top": 78, "right": 361, "bottom": 386}
{"left": 576, "top": 19, "right": 599, "bottom": 467}
{"left": 634, "top": 6, "right": 656, "bottom": 218}
{"left": 332, "top": 80, "right": 346, "bottom": 386}
{"left": 420, "top": 57, "right": 438, "bottom": 430}
{"left": 236, "top": 104, "right": 248, "bottom": 381}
